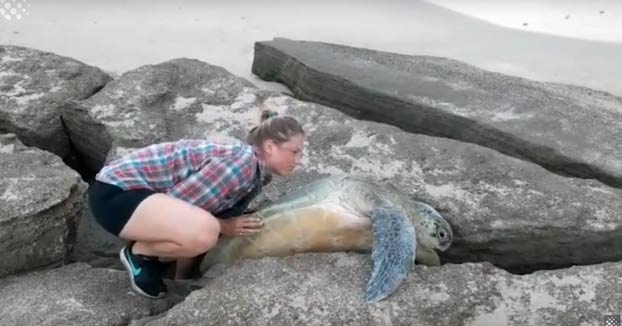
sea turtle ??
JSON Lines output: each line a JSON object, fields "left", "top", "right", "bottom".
{"left": 200, "top": 175, "right": 453, "bottom": 303}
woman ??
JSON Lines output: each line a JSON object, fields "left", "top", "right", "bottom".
{"left": 89, "top": 110, "right": 305, "bottom": 299}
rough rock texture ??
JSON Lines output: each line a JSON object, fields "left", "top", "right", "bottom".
{"left": 69, "top": 200, "right": 124, "bottom": 270}
{"left": 0, "top": 45, "right": 111, "bottom": 160}
{"left": 5, "top": 48, "right": 621, "bottom": 326}
{"left": 60, "top": 58, "right": 256, "bottom": 173}
{"left": 0, "top": 133, "right": 87, "bottom": 277}
{"left": 59, "top": 58, "right": 622, "bottom": 272}
{"left": 252, "top": 38, "right": 622, "bottom": 188}
{"left": 0, "top": 263, "right": 185, "bottom": 326}
{"left": 135, "top": 253, "right": 621, "bottom": 326}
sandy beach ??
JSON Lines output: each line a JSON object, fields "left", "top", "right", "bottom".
{"left": 1, "top": 0, "right": 621, "bottom": 96}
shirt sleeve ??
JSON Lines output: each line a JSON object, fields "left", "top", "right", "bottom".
{"left": 166, "top": 155, "right": 254, "bottom": 212}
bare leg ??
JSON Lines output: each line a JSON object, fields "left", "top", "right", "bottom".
{"left": 175, "top": 257, "right": 198, "bottom": 279}
{"left": 119, "top": 193, "right": 221, "bottom": 258}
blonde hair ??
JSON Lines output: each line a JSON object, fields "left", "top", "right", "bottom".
{"left": 246, "top": 110, "right": 305, "bottom": 146}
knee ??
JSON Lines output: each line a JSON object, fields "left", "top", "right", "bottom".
{"left": 187, "top": 216, "right": 220, "bottom": 254}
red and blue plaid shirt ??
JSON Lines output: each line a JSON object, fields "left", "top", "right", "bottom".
{"left": 95, "top": 139, "right": 266, "bottom": 214}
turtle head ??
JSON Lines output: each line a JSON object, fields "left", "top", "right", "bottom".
{"left": 412, "top": 201, "right": 453, "bottom": 252}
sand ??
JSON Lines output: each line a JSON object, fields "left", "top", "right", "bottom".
{"left": 1, "top": 0, "right": 621, "bottom": 96}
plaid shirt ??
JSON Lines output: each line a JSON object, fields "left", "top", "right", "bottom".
{"left": 95, "top": 139, "right": 266, "bottom": 214}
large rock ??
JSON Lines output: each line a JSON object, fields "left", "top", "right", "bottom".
{"left": 136, "top": 253, "right": 621, "bottom": 326}
{"left": 68, "top": 201, "right": 124, "bottom": 270}
{"left": 61, "top": 59, "right": 622, "bottom": 272}
{"left": 0, "top": 263, "right": 184, "bottom": 326}
{"left": 0, "top": 45, "right": 111, "bottom": 160}
{"left": 252, "top": 38, "right": 622, "bottom": 189}
{"left": 60, "top": 58, "right": 257, "bottom": 173}
{"left": 0, "top": 133, "right": 87, "bottom": 277}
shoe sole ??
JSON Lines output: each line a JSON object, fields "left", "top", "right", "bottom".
{"left": 119, "top": 246, "right": 166, "bottom": 300}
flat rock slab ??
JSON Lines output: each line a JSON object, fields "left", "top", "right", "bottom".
{"left": 0, "top": 263, "right": 184, "bottom": 326}
{"left": 0, "top": 133, "right": 87, "bottom": 277}
{"left": 61, "top": 59, "right": 622, "bottom": 272}
{"left": 252, "top": 38, "right": 622, "bottom": 188}
{"left": 137, "top": 253, "right": 621, "bottom": 326}
{"left": 0, "top": 45, "right": 111, "bottom": 160}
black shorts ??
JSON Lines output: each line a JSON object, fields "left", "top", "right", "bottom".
{"left": 88, "top": 181, "right": 156, "bottom": 236}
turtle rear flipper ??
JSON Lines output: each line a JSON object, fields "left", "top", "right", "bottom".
{"left": 365, "top": 206, "right": 416, "bottom": 303}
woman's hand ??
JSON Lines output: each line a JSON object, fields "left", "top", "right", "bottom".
{"left": 218, "top": 214, "right": 264, "bottom": 237}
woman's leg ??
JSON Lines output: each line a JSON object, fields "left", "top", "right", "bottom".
{"left": 174, "top": 257, "right": 199, "bottom": 279}
{"left": 119, "top": 193, "right": 221, "bottom": 258}
{"left": 90, "top": 181, "right": 220, "bottom": 298}
{"left": 113, "top": 193, "right": 220, "bottom": 299}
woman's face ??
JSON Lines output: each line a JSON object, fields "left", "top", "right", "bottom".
{"left": 262, "top": 133, "right": 305, "bottom": 176}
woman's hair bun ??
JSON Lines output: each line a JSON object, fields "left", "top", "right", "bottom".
{"left": 260, "top": 110, "right": 279, "bottom": 122}
{"left": 247, "top": 109, "right": 304, "bottom": 146}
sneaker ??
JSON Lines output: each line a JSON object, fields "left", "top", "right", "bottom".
{"left": 119, "top": 244, "right": 167, "bottom": 299}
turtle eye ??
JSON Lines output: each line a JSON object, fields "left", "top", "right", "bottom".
{"left": 438, "top": 230, "right": 446, "bottom": 239}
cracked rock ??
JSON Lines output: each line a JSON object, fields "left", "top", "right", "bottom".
{"left": 252, "top": 38, "right": 622, "bottom": 188}
{"left": 136, "top": 253, "right": 620, "bottom": 326}
{"left": 0, "top": 262, "right": 184, "bottom": 326}
{"left": 59, "top": 58, "right": 622, "bottom": 272}
{"left": 0, "top": 133, "right": 87, "bottom": 277}
{"left": 0, "top": 45, "right": 111, "bottom": 160}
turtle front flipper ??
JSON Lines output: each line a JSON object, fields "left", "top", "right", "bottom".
{"left": 415, "top": 246, "right": 441, "bottom": 266}
{"left": 365, "top": 206, "right": 416, "bottom": 303}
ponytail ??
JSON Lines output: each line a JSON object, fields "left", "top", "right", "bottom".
{"left": 246, "top": 110, "right": 304, "bottom": 146}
